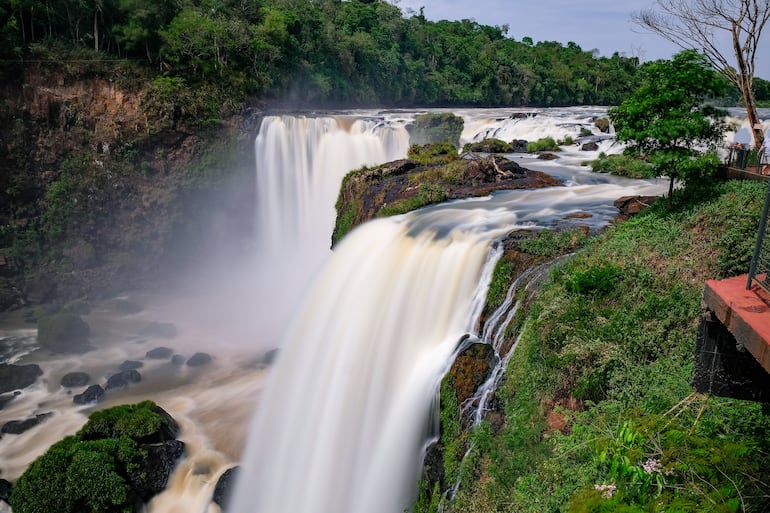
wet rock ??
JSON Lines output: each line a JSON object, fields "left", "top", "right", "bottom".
{"left": 139, "top": 322, "right": 177, "bottom": 339}
{"left": 128, "top": 439, "right": 186, "bottom": 501}
{"left": 537, "top": 152, "right": 559, "bottom": 160}
{"left": 37, "top": 311, "right": 91, "bottom": 353}
{"left": 614, "top": 195, "right": 659, "bottom": 216}
{"left": 0, "top": 363, "right": 43, "bottom": 393}
{"left": 105, "top": 369, "right": 142, "bottom": 391}
{"left": 146, "top": 346, "right": 174, "bottom": 359}
{"left": 0, "top": 393, "right": 16, "bottom": 410}
{"left": 1, "top": 412, "right": 52, "bottom": 435}
{"left": 73, "top": 384, "right": 105, "bottom": 405}
{"left": 186, "top": 352, "right": 212, "bottom": 367}
{"left": 594, "top": 117, "right": 611, "bottom": 133}
{"left": 60, "top": 371, "right": 90, "bottom": 388}
{"left": 448, "top": 342, "right": 497, "bottom": 405}
{"left": 119, "top": 360, "right": 144, "bottom": 371}
{"left": 0, "top": 478, "right": 10, "bottom": 503}
{"left": 213, "top": 466, "right": 240, "bottom": 511}
{"left": 580, "top": 141, "right": 599, "bottom": 151}
{"left": 511, "top": 139, "right": 529, "bottom": 152}
{"left": 422, "top": 441, "right": 445, "bottom": 492}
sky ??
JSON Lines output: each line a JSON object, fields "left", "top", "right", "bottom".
{"left": 393, "top": 0, "right": 770, "bottom": 79}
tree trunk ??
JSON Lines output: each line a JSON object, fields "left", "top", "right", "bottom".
{"left": 668, "top": 175, "right": 675, "bottom": 210}
{"left": 94, "top": 10, "right": 99, "bottom": 52}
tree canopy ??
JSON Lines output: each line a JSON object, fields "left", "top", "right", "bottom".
{"left": 609, "top": 50, "right": 728, "bottom": 208}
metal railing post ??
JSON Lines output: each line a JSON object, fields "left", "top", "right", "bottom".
{"left": 747, "top": 177, "right": 770, "bottom": 291}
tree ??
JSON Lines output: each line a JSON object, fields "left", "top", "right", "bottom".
{"left": 634, "top": 0, "right": 770, "bottom": 149}
{"left": 609, "top": 51, "right": 728, "bottom": 209}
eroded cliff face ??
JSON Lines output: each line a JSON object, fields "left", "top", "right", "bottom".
{"left": 0, "top": 64, "right": 258, "bottom": 310}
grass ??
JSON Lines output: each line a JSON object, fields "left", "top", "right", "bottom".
{"left": 590, "top": 153, "right": 653, "bottom": 178}
{"left": 433, "top": 179, "right": 770, "bottom": 513}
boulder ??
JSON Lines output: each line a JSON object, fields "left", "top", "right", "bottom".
{"left": 79, "top": 401, "right": 180, "bottom": 444}
{"left": 1, "top": 413, "right": 52, "bottom": 435}
{"left": 105, "top": 369, "right": 142, "bottom": 391}
{"left": 119, "top": 360, "right": 144, "bottom": 371}
{"left": 594, "top": 117, "right": 611, "bottom": 133}
{"left": 408, "top": 112, "right": 464, "bottom": 148}
{"left": 128, "top": 440, "right": 186, "bottom": 501}
{"left": 0, "top": 363, "right": 43, "bottom": 393}
{"left": 60, "top": 371, "right": 90, "bottom": 388}
{"left": 614, "top": 195, "right": 659, "bottom": 216}
{"left": 0, "top": 478, "right": 10, "bottom": 504}
{"left": 171, "top": 354, "right": 185, "bottom": 365}
{"left": 0, "top": 393, "right": 16, "bottom": 410}
{"left": 73, "top": 384, "right": 105, "bottom": 405}
{"left": 213, "top": 466, "right": 240, "bottom": 511}
{"left": 37, "top": 311, "right": 91, "bottom": 353}
{"left": 146, "top": 347, "right": 174, "bottom": 359}
{"left": 537, "top": 152, "right": 559, "bottom": 160}
{"left": 580, "top": 141, "right": 599, "bottom": 151}
{"left": 139, "top": 322, "right": 178, "bottom": 339}
{"left": 511, "top": 139, "right": 529, "bottom": 152}
{"left": 262, "top": 348, "right": 280, "bottom": 365}
{"left": 463, "top": 138, "right": 513, "bottom": 154}
{"left": 185, "top": 352, "right": 212, "bottom": 367}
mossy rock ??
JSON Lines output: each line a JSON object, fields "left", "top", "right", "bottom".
{"left": 463, "top": 138, "right": 514, "bottom": 154}
{"left": 9, "top": 401, "right": 184, "bottom": 513}
{"left": 37, "top": 311, "right": 91, "bottom": 353}
{"left": 594, "top": 117, "right": 610, "bottom": 133}
{"left": 409, "top": 113, "right": 464, "bottom": 148}
{"left": 407, "top": 142, "right": 459, "bottom": 165}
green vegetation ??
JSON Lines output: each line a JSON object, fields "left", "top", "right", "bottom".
{"left": 518, "top": 229, "right": 589, "bottom": 257}
{"left": 9, "top": 401, "right": 179, "bottom": 513}
{"left": 590, "top": 154, "right": 653, "bottom": 179}
{"left": 408, "top": 142, "right": 460, "bottom": 165}
{"left": 410, "top": 114, "right": 465, "bottom": 148}
{"left": 463, "top": 139, "right": 514, "bottom": 154}
{"left": 527, "top": 137, "right": 560, "bottom": 153}
{"left": 436, "top": 179, "right": 770, "bottom": 513}
{"left": 610, "top": 51, "right": 727, "bottom": 208}
{"left": 0, "top": 0, "right": 651, "bottom": 111}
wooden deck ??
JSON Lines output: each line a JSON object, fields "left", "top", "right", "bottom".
{"left": 703, "top": 275, "right": 770, "bottom": 373}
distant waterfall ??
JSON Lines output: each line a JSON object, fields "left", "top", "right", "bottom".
{"left": 231, "top": 219, "right": 499, "bottom": 513}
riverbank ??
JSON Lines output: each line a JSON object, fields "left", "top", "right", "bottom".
{"left": 429, "top": 179, "right": 770, "bottom": 512}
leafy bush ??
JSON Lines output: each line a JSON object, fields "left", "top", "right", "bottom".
{"left": 527, "top": 137, "right": 560, "bottom": 152}
{"left": 590, "top": 154, "right": 653, "bottom": 179}
{"left": 564, "top": 264, "right": 621, "bottom": 295}
{"left": 462, "top": 138, "right": 513, "bottom": 154}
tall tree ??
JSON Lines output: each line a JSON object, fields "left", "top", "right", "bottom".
{"left": 609, "top": 51, "right": 727, "bottom": 209}
{"left": 634, "top": 0, "right": 770, "bottom": 148}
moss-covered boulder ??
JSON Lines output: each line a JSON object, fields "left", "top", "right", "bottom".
{"left": 463, "top": 138, "right": 514, "bottom": 154}
{"left": 408, "top": 113, "right": 464, "bottom": 148}
{"left": 9, "top": 401, "right": 184, "bottom": 513}
{"left": 37, "top": 311, "right": 91, "bottom": 353}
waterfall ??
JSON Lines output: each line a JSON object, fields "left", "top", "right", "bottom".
{"left": 231, "top": 219, "right": 499, "bottom": 513}
{"left": 251, "top": 116, "right": 410, "bottom": 345}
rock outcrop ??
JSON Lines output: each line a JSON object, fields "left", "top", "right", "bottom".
{"left": 0, "top": 363, "right": 43, "bottom": 393}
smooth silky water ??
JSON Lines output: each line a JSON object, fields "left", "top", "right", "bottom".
{"left": 0, "top": 108, "right": 671, "bottom": 513}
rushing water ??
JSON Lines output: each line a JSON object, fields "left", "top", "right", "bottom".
{"left": 0, "top": 108, "right": 672, "bottom": 513}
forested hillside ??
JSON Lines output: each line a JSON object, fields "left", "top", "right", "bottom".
{"left": 1, "top": 0, "right": 646, "bottom": 109}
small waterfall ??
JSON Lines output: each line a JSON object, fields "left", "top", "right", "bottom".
{"left": 230, "top": 219, "right": 500, "bottom": 513}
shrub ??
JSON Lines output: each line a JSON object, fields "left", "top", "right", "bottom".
{"left": 408, "top": 142, "right": 459, "bottom": 165}
{"left": 590, "top": 154, "right": 653, "bottom": 179}
{"left": 564, "top": 264, "right": 621, "bottom": 295}
{"left": 527, "top": 137, "right": 560, "bottom": 152}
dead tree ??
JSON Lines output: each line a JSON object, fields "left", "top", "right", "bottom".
{"left": 634, "top": 0, "right": 770, "bottom": 148}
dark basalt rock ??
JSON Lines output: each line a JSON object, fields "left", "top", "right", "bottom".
{"left": 146, "top": 346, "right": 174, "bottom": 359}
{"left": 128, "top": 440, "right": 186, "bottom": 501}
{"left": 422, "top": 441, "right": 445, "bottom": 493}
{"left": 105, "top": 369, "right": 142, "bottom": 391}
{"left": 73, "top": 384, "right": 105, "bottom": 404}
{"left": 0, "top": 393, "right": 16, "bottom": 410}
{"left": 537, "top": 152, "right": 559, "bottom": 160}
{"left": 119, "top": 360, "right": 144, "bottom": 371}
{"left": 60, "top": 371, "right": 90, "bottom": 388}
{"left": 0, "top": 363, "right": 43, "bottom": 393}
{"left": 0, "top": 478, "right": 11, "bottom": 504}
{"left": 580, "top": 141, "right": 599, "bottom": 151}
{"left": 186, "top": 352, "right": 212, "bottom": 367}
{"left": 139, "top": 322, "right": 178, "bottom": 339}
{"left": 213, "top": 466, "right": 240, "bottom": 511}
{"left": 1, "top": 412, "right": 52, "bottom": 435}
{"left": 614, "top": 195, "right": 659, "bottom": 216}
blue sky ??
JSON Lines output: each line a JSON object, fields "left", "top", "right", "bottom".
{"left": 394, "top": 0, "right": 770, "bottom": 78}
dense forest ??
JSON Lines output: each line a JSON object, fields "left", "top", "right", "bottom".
{"left": 0, "top": 0, "right": 653, "bottom": 109}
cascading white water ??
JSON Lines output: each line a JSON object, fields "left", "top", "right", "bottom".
{"left": 231, "top": 218, "right": 499, "bottom": 513}
{"left": 251, "top": 116, "right": 410, "bottom": 345}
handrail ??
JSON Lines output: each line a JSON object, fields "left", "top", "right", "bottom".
{"left": 747, "top": 178, "right": 770, "bottom": 293}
